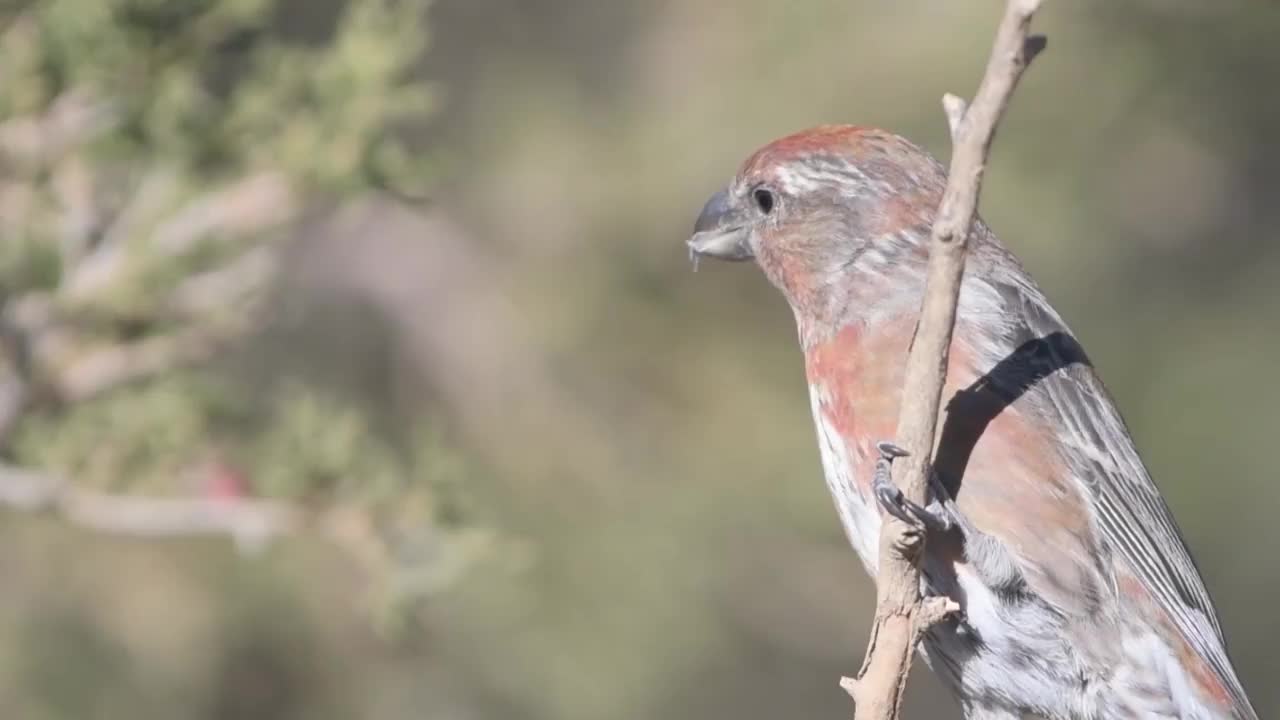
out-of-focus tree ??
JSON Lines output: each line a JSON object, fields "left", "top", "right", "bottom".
{"left": 0, "top": 0, "right": 480, "bottom": 628}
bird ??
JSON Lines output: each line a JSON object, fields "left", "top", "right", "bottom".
{"left": 686, "top": 125, "right": 1257, "bottom": 720}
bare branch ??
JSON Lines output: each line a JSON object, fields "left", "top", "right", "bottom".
{"left": 51, "top": 321, "right": 245, "bottom": 404}
{"left": 60, "top": 171, "right": 295, "bottom": 305}
{"left": 62, "top": 167, "right": 180, "bottom": 302}
{"left": 150, "top": 172, "right": 295, "bottom": 257}
{"left": 0, "top": 463, "right": 300, "bottom": 553}
{"left": 0, "top": 242, "right": 274, "bottom": 431}
{"left": 0, "top": 89, "right": 117, "bottom": 168}
{"left": 851, "top": 3, "right": 1048, "bottom": 720}
{"left": 168, "top": 245, "right": 276, "bottom": 319}
{"left": 0, "top": 461, "right": 475, "bottom": 592}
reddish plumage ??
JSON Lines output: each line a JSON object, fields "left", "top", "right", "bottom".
{"left": 689, "top": 125, "right": 1256, "bottom": 719}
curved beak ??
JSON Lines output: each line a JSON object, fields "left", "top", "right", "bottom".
{"left": 687, "top": 188, "right": 753, "bottom": 262}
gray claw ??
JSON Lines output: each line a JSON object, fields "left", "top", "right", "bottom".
{"left": 876, "top": 441, "right": 909, "bottom": 460}
{"left": 871, "top": 439, "right": 953, "bottom": 533}
{"left": 875, "top": 481, "right": 920, "bottom": 526}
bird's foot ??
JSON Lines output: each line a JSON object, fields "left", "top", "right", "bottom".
{"left": 872, "top": 441, "right": 953, "bottom": 533}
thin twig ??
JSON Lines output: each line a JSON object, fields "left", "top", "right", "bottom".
{"left": 843, "top": 3, "right": 1048, "bottom": 719}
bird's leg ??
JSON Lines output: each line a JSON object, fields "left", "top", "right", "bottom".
{"left": 871, "top": 441, "right": 954, "bottom": 533}
{"left": 873, "top": 442, "right": 1026, "bottom": 595}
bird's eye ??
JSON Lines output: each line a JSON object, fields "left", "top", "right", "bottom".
{"left": 752, "top": 187, "right": 776, "bottom": 215}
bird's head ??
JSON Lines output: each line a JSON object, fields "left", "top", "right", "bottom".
{"left": 688, "top": 125, "right": 950, "bottom": 329}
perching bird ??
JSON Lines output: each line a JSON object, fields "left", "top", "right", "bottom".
{"left": 687, "top": 125, "right": 1257, "bottom": 720}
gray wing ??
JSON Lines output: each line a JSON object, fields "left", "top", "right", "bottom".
{"left": 994, "top": 275, "right": 1256, "bottom": 718}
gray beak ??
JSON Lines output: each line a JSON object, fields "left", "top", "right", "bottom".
{"left": 687, "top": 188, "right": 753, "bottom": 261}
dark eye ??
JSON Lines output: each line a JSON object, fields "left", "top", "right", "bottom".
{"left": 752, "top": 187, "right": 775, "bottom": 214}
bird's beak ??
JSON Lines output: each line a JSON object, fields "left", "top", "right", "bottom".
{"left": 687, "top": 188, "right": 753, "bottom": 262}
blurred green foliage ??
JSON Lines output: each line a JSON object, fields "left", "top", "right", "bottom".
{"left": 0, "top": 0, "right": 473, "bottom": 654}
{"left": 1, "top": 0, "right": 438, "bottom": 486}
{"left": 0, "top": 0, "right": 432, "bottom": 297}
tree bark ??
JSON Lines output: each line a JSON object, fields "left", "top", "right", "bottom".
{"left": 842, "top": 2, "right": 1049, "bottom": 719}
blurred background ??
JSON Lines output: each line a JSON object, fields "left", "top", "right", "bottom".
{"left": 1, "top": 1, "right": 1278, "bottom": 718}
